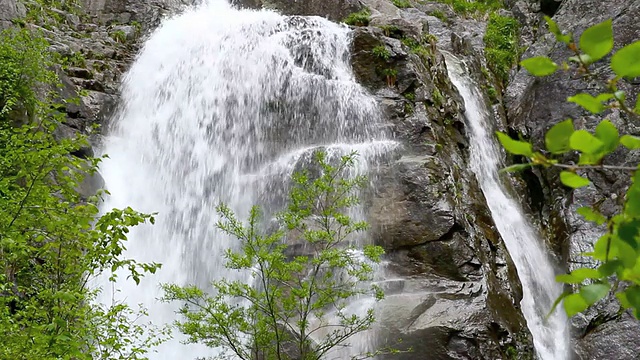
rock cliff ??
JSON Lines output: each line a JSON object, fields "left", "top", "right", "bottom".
{"left": 2, "top": 0, "right": 638, "bottom": 358}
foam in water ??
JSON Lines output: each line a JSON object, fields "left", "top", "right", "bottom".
{"left": 445, "top": 55, "right": 570, "bottom": 359}
{"left": 96, "top": 1, "right": 396, "bottom": 358}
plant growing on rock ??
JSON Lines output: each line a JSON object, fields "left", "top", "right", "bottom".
{"left": 382, "top": 68, "right": 398, "bottom": 87}
{"left": 426, "top": 0, "right": 503, "bottom": 16}
{"left": 372, "top": 45, "right": 391, "bottom": 60}
{"left": 497, "top": 17, "right": 640, "bottom": 318}
{"left": 483, "top": 12, "right": 520, "bottom": 90}
{"left": 0, "top": 27, "right": 168, "bottom": 359}
{"left": 110, "top": 29, "right": 127, "bottom": 43}
{"left": 342, "top": 8, "right": 371, "bottom": 27}
{"left": 392, "top": 0, "right": 411, "bottom": 9}
{"left": 163, "top": 151, "right": 387, "bottom": 360}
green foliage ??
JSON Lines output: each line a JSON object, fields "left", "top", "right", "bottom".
{"left": 496, "top": 132, "right": 533, "bottom": 157}
{"left": 0, "top": 27, "right": 168, "bottom": 359}
{"left": 432, "top": 88, "right": 444, "bottom": 107}
{"left": 372, "top": 45, "right": 391, "bottom": 60}
{"left": 520, "top": 56, "right": 557, "bottom": 76}
{"left": 484, "top": 13, "right": 520, "bottom": 87}
{"left": 545, "top": 119, "right": 574, "bottom": 154}
{"left": 428, "top": 10, "right": 448, "bottom": 22}
{"left": 401, "top": 36, "right": 433, "bottom": 62}
{"left": 0, "top": 28, "right": 54, "bottom": 118}
{"left": 163, "top": 152, "right": 386, "bottom": 360}
{"left": 392, "top": 0, "right": 411, "bottom": 8}
{"left": 57, "top": 51, "right": 87, "bottom": 69}
{"left": 579, "top": 19, "right": 613, "bottom": 62}
{"left": 611, "top": 42, "right": 640, "bottom": 78}
{"left": 498, "top": 17, "right": 640, "bottom": 318}
{"left": 110, "top": 30, "right": 127, "bottom": 43}
{"left": 378, "top": 25, "right": 400, "bottom": 37}
{"left": 382, "top": 68, "right": 398, "bottom": 87}
{"left": 342, "top": 8, "right": 371, "bottom": 27}
{"left": 25, "top": 0, "right": 82, "bottom": 28}
{"left": 425, "top": 0, "right": 503, "bottom": 16}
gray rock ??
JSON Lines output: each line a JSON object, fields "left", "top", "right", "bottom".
{"left": 110, "top": 24, "right": 137, "bottom": 41}
{"left": 0, "top": 0, "right": 25, "bottom": 29}
{"left": 369, "top": 155, "right": 455, "bottom": 249}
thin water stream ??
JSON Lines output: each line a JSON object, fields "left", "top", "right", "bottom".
{"left": 446, "top": 55, "right": 570, "bottom": 360}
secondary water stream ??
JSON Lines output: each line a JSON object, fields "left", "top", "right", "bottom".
{"left": 445, "top": 56, "right": 570, "bottom": 360}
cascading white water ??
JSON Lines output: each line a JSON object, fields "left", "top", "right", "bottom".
{"left": 445, "top": 56, "right": 570, "bottom": 359}
{"left": 97, "top": 1, "right": 397, "bottom": 358}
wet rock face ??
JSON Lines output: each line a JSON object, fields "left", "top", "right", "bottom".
{"left": 346, "top": 2, "right": 534, "bottom": 358}
{"left": 232, "top": 0, "right": 362, "bottom": 21}
{"left": 504, "top": 0, "right": 640, "bottom": 358}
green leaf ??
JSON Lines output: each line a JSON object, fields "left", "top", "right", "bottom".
{"left": 625, "top": 180, "right": 640, "bottom": 217}
{"left": 619, "top": 286, "right": 640, "bottom": 312}
{"left": 520, "top": 56, "right": 558, "bottom": 76}
{"left": 545, "top": 119, "right": 574, "bottom": 154}
{"left": 568, "top": 93, "right": 607, "bottom": 114}
{"left": 564, "top": 293, "right": 589, "bottom": 317}
{"left": 556, "top": 268, "right": 602, "bottom": 284}
{"left": 577, "top": 206, "right": 607, "bottom": 225}
{"left": 594, "top": 119, "right": 619, "bottom": 153}
{"left": 500, "top": 163, "right": 533, "bottom": 173}
{"left": 544, "top": 16, "right": 572, "bottom": 44}
{"left": 598, "top": 260, "right": 622, "bottom": 277}
{"left": 560, "top": 171, "right": 591, "bottom": 188}
{"left": 580, "top": 283, "right": 610, "bottom": 305}
{"left": 496, "top": 132, "right": 533, "bottom": 156}
{"left": 611, "top": 41, "right": 640, "bottom": 78}
{"left": 579, "top": 20, "right": 613, "bottom": 62}
{"left": 635, "top": 94, "right": 640, "bottom": 114}
{"left": 614, "top": 90, "right": 626, "bottom": 103}
{"left": 570, "top": 130, "right": 604, "bottom": 154}
{"left": 569, "top": 54, "right": 594, "bottom": 65}
{"left": 620, "top": 135, "right": 640, "bottom": 150}
{"left": 618, "top": 220, "right": 640, "bottom": 249}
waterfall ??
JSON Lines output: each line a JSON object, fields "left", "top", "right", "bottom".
{"left": 445, "top": 56, "right": 570, "bottom": 359}
{"left": 96, "top": 1, "right": 397, "bottom": 359}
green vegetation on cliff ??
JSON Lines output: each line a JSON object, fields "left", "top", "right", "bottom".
{"left": 426, "top": 0, "right": 503, "bottom": 16}
{"left": 483, "top": 12, "right": 520, "bottom": 89}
